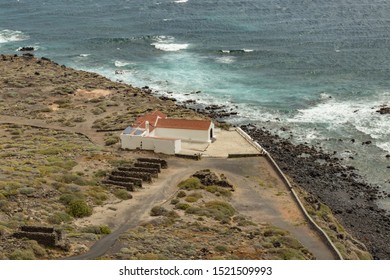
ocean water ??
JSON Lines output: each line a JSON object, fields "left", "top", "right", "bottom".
{"left": 1, "top": 0, "right": 389, "bottom": 206}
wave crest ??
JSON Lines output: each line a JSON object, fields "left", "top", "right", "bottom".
{"left": 151, "top": 36, "right": 189, "bottom": 52}
{"left": 0, "top": 29, "right": 29, "bottom": 44}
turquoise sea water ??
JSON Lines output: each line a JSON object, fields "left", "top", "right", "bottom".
{"left": 1, "top": 0, "right": 389, "bottom": 206}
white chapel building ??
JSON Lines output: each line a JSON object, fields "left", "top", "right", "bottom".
{"left": 120, "top": 111, "right": 214, "bottom": 155}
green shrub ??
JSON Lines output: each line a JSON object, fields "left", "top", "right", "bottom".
{"left": 178, "top": 177, "right": 203, "bottom": 190}
{"left": 60, "top": 174, "right": 87, "bottom": 185}
{"left": 175, "top": 203, "right": 191, "bottom": 211}
{"left": 215, "top": 245, "right": 228, "bottom": 253}
{"left": 72, "top": 117, "right": 86, "bottom": 123}
{"left": 177, "top": 190, "right": 187, "bottom": 198}
{"left": 19, "top": 187, "right": 35, "bottom": 196}
{"left": 105, "top": 137, "right": 119, "bottom": 146}
{"left": 94, "top": 170, "right": 107, "bottom": 178}
{"left": 99, "top": 225, "right": 112, "bottom": 234}
{"left": 27, "top": 240, "right": 47, "bottom": 258}
{"left": 205, "top": 185, "right": 232, "bottom": 197}
{"left": 48, "top": 211, "right": 73, "bottom": 224}
{"left": 91, "top": 107, "right": 106, "bottom": 115}
{"left": 0, "top": 225, "right": 10, "bottom": 236}
{"left": 170, "top": 198, "right": 180, "bottom": 205}
{"left": 185, "top": 201, "right": 235, "bottom": 222}
{"left": 150, "top": 206, "right": 168, "bottom": 216}
{"left": 263, "top": 226, "right": 288, "bottom": 237}
{"left": 232, "top": 215, "right": 256, "bottom": 227}
{"left": 185, "top": 207, "right": 207, "bottom": 216}
{"left": 38, "top": 147, "right": 63, "bottom": 155}
{"left": 185, "top": 192, "right": 202, "bottom": 203}
{"left": 87, "top": 189, "right": 108, "bottom": 204}
{"left": 67, "top": 199, "right": 92, "bottom": 218}
{"left": 0, "top": 200, "right": 10, "bottom": 212}
{"left": 166, "top": 210, "right": 180, "bottom": 219}
{"left": 83, "top": 225, "right": 112, "bottom": 235}
{"left": 114, "top": 189, "right": 132, "bottom": 200}
{"left": 9, "top": 249, "right": 35, "bottom": 260}
{"left": 205, "top": 201, "right": 235, "bottom": 216}
{"left": 59, "top": 193, "right": 84, "bottom": 205}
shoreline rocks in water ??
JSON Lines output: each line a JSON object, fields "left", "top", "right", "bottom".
{"left": 141, "top": 87, "right": 240, "bottom": 120}
{"left": 17, "top": 46, "right": 35, "bottom": 52}
{"left": 241, "top": 125, "right": 390, "bottom": 259}
{"left": 376, "top": 105, "right": 390, "bottom": 115}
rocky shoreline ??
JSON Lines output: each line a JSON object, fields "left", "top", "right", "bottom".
{"left": 240, "top": 125, "right": 390, "bottom": 259}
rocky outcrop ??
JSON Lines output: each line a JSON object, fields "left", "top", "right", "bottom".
{"left": 18, "top": 47, "right": 35, "bottom": 52}
{"left": 192, "top": 169, "right": 234, "bottom": 190}
{"left": 376, "top": 105, "right": 390, "bottom": 115}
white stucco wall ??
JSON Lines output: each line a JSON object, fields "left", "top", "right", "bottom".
{"left": 121, "top": 134, "right": 142, "bottom": 149}
{"left": 154, "top": 123, "right": 214, "bottom": 143}
{"left": 121, "top": 134, "right": 181, "bottom": 155}
{"left": 153, "top": 138, "right": 181, "bottom": 155}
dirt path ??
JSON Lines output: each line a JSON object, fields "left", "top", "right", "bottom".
{"left": 0, "top": 114, "right": 106, "bottom": 146}
{"left": 66, "top": 157, "right": 336, "bottom": 260}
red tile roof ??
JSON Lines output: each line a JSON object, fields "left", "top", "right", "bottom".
{"left": 133, "top": 110, "right": 167, "bottom": 130}
{"left": 156, "top": 119, "right": 212, "bottom": 131}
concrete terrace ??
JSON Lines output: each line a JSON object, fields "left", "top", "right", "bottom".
{"left": 179, "top": 127, "right": 261, "bottom": 158}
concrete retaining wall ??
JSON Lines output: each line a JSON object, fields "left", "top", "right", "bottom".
{"left": 235, "top": 127, "right": 343, "bottom": 260}
{"left": 228, "top": 153, "right": 262, "bottom": 158}
{"left": 175, "top": 153, "right": 202, "bottom": 160}
{"left": 235, "top": 127, "right": 266, "bottom": 154}
{"left": 264, "top": 151, "right": 344, "bottom": 260}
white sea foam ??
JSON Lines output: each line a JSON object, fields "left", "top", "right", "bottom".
{"left": 215, "top": 56, "right": 236, "bottom": 64}
{"left": 151, "top": 36, "right": 189, "bottom": 52}
{"left": 0, "top": 29, "right": 29, "bottom": 44}
{"left": 16, "top": 45, "right": 40, "bottom": 51}
{"left": 319, "top": 92, "right": 332, "bottom": 100}
{"left": 288, "top": 96, "right": 390, "bottom": 147}
{"left": 79, "top": 53, "right": 90, "bottom": 57}
{"left": 114, "top": 60, "right": 132, "bottom": 67}
{"left": 153, "top": 43, "right": 189, "bottom": 52}
{"left": 376, "top": 142, "right": 390, "bottom": 153}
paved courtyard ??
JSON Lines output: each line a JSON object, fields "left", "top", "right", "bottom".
{"left": 180, "top": 128, "right": 261, "bottom": 158}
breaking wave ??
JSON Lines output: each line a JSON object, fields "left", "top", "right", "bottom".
{"left": 0, "top": 29, "right": 29, "bottom": 44}
{"left": 151, "top": 36, "right": 189, "bottom": 52}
